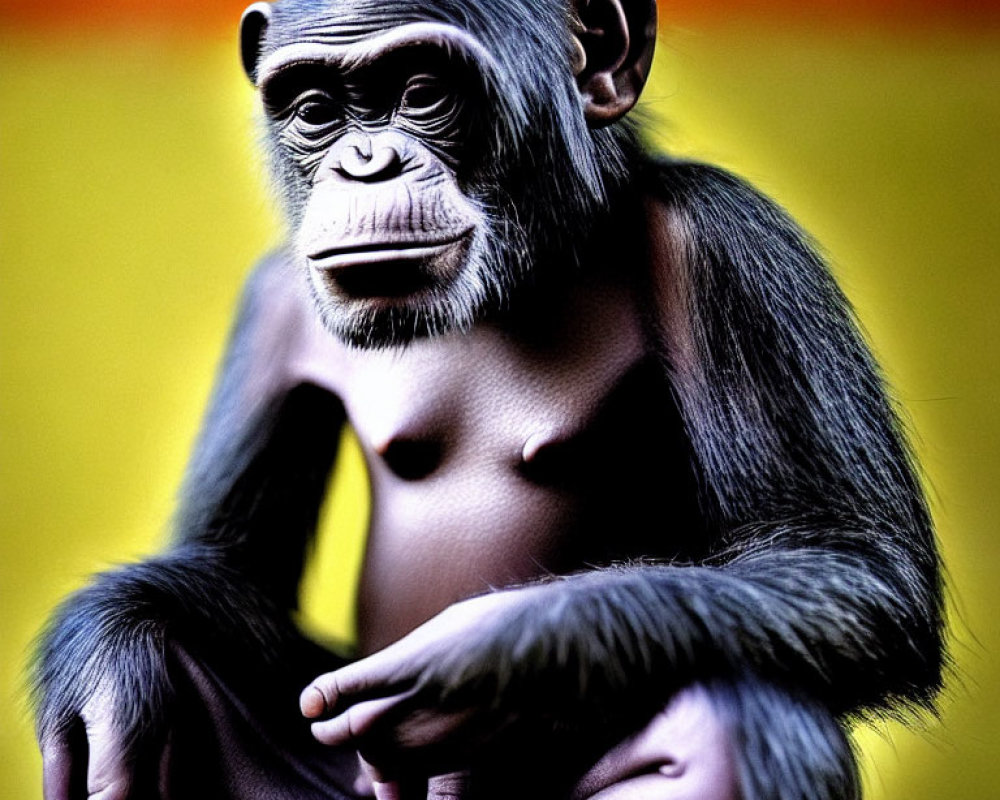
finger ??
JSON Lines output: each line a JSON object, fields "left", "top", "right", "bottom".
{"left": 41, "top": 732, "right": 75, "bottom": 800}
{"left": 302, "top": 638, "right": 428, "bottom": 719}
{"left": 372, "top": 779, "right": 406, "bottom": 800}
{"left": 300, "top": 593, "right": 515, "bottom": 720}
{"left": 376, "top": 776, "right": 433, "bottom": 800}
{"left": 311, "top": 695, "right": 404, "bottom": 746}
{"left": 302, "top": 603, "right": 490, "bottom": 720}
{"left": 300, "top": 679, "right": 335, "bottom": 719}
{"left": 301, "top": 660, "right": 397, "bottom": 719}
{"left": 427, "top": 771, "right": 470, "bottom": 799}
{"left": 359, "top": 758, "right": 427, "bottom": 800}
{"left": 355, "top": 753, "right": 379, "bottom": 796}
{"left": 81, "top": 699, "right": 132, "bottom": 800}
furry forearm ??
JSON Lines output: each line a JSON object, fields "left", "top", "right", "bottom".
{"left": 529, "top": 543, "right": 941, "bottom": 719}
{"left": 31, "top": 544, "right": 295, "bottom": 743}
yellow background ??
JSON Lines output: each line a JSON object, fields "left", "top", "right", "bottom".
{"left": 2, "top": 15, "right": 998, "bottom": 799}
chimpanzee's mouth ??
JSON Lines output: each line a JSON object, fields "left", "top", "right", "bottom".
{"left": 308, "top": 234, "right": 472, "bottom": 299}
{"left": 308, "top": 238, "right": 461, "bottom": 271}
{"left": 324, "top": 258, "right": 432, "bottom": 298}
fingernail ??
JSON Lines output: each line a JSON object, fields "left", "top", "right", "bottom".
{"left": 300, "top": 686, "right": 326, "bottom": 718}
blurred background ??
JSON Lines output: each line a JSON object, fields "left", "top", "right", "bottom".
{"left": 2, "top": 0, "right": 998, "bottom": 797}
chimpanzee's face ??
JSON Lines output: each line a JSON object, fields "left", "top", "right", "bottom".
{"left": 241, "top": 0, "right": 641, "bottom": 348}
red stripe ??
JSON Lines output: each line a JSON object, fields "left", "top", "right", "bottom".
{"left": 1, "top": 0, "right": 997, "bottom": 30}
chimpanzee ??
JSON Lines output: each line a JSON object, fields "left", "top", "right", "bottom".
{"left": 32, "top": 1, "right": 944, "bottom": 798}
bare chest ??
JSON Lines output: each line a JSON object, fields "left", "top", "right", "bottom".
{"left": 293, "top": 276, "right": 696, "bottom": 649}
{"left": 350, "top": 297, "right": 643, "bottom": 473}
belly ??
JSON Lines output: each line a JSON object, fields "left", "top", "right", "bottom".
{"left": 356, "top": 458, "right": 581, "bottom": 652}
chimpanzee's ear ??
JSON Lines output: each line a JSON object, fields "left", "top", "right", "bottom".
{"left": 571, "top": 0, "right": 657, "bottom": 127}
{"left": 240, "top": 2, "right": 273, "bottom": 84}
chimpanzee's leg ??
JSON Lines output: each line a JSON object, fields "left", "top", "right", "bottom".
{"left": 569, "top": 679, "right": 858, "bottom": 800}
{"left": 158, "top": 639, "right": 363, "bottom": 800}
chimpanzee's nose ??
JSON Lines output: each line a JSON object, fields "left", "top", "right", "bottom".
{"left": 332, "top": 134, "right": 404, "bottom": 182}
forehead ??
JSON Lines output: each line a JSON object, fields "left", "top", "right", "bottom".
{"left": 267, "top": 0, "right": 459, "bottom": 47}
{"left": 264, "top": 0, "right": 564, "bottom": 48}
{"left": 256, "top": 0, "right": 568, "bottom": 104}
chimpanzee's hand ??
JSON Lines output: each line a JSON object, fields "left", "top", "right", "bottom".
{"left": 40, "top": 684, "right": 138, "bottom": 800}
{"left": 301, "top": 584, "right": 570, "bottom": 789}
{"left": 35, "top": 596, "right": 173, "bottom": 800}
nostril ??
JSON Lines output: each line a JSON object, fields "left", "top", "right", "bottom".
{"left": 349, "top": 144, "right": 371, "bottom": 162}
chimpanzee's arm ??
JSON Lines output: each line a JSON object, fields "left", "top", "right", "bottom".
{"left": 301, "top": 161, "right": 942, "bottom": 786}
{"left": 632, "top": 159, "right": 944, "bottom": 712}
{"left": 32, "top": 253, "right": 344, "bottom": 794}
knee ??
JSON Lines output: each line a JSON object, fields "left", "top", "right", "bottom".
{"left": 570, "top": 685, "right": 738, "bottom": 800}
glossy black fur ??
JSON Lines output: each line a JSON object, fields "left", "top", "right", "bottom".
{"left": 32, "top": 1, "right": 943, "bottom": 798}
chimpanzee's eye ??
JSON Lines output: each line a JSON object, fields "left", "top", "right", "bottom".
{"left": 400, "top": 74, "right": 451, "bottom": 116}
{"left": 293, "top": 91, "right": 341, "bottom": 127}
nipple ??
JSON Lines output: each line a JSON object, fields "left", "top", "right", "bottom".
{"left": 521, "top": 431, "right": 553, "bottom": 464}
{"left": 378, "top": 437, "right": 443, "bottom": 481}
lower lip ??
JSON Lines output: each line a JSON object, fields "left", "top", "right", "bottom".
{"left": 314, "top": 256, "right": 434, "bottom": 299}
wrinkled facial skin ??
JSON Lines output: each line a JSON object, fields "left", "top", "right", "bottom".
{"left": 246, "top": 0, "right": 627, "bottom": 349}
{"left": 257, "top": 24, "right": 499, "bottom": 347}
{"left": 252, "top": 7, "right": 532, "bottom": 346}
